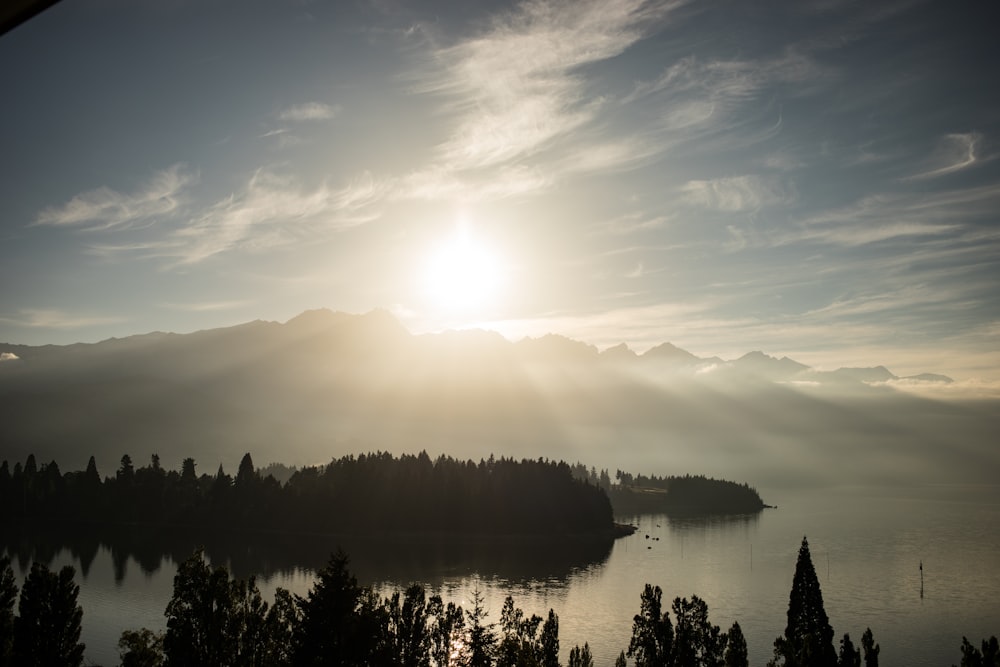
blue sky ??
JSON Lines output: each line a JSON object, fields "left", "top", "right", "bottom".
{"left": 1, "top": 0, "right": 998, "bottom": 385}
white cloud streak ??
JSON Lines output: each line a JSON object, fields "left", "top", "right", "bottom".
{"left": 905, "top": 132, "right": 987, "bottom": 181}
{"left": 682, "top": 175, "right": 794, "bottom": 212}
{"left": 404, "top": 0, "right": 684, "bottom": 200}
{"left": 33, "top": 165, "right": 195, "bottom": 230}
{"left": 0, "top": 309, "right": 126, "bottom": 329}
{"left": 278, "top": 102, "right": 340, "bottom": 122}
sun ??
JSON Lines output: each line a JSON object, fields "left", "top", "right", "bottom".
{"left": 422, "top": 229, "right": 504, "bottom": 314}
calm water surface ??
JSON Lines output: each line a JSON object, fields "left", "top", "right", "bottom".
{"left": 4, "top": 484, "right": 998, "bottom": 666}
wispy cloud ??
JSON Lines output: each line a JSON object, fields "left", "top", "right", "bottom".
{"left": 160, "top": 300, "right": 250, "bottom": 312}
{"left": 904, "top": 132, "right": 988, "bottom": 181}
{"left": 33, "top": 165, "right": 195, "bottom": 230}
{"left": 0, "top": 309, "right": 126, "bottom": 329}
{"left": 167, "top": 169, "right": 387, "bottom": 265}
{"left": 780, "top": 184, "right": 1000, "bottom": 247}
{"left": 47, "top": 165, "right": 390, "bottom": 265}
{"left": 404, "top": 0, "right": 684, "bottom": 200}
{"left": 588, "top": 212, "right": 671, "bottom": 236}
{"left": 278, "top": 102, "right": 340, "bottom": 122}
{"left": 682, "top": 175, "right": 794, "bottom": 212}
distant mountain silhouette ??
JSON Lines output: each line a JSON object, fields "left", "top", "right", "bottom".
{"left": 0, "top": 310, "right": 986, "bottom": 488}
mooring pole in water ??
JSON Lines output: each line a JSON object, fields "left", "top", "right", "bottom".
{"left": 750, "top": 543, "right": 752, "bottom": 571}
{"left": 920, "top": 560, "right": 924, "bottom": 598}
{"left": 827, "top": 553, "right": 830, "bottom": 581}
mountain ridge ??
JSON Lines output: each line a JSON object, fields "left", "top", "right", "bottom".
{"left": 0, "top": 308, "right": 954, "bottom": 384}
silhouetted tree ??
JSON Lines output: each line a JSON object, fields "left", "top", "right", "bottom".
{"left": 860, "top": 628, "right": 880, "bottom": 667}
{"left": 293, "top": 550, "right": 378, "bottom": 666}
{"left": 628, "top": 583, "right": 673, "bottom": 666}
{"left": 163, "top": 549, "right": 244, "bottom": 666}
{"left": 0, "top": 557, "right": 16, "bottom": 667}
{"left": 386, "top": 584, "right": 431, "bottom": 667}
{"left": 464, "top": 586, "right": 496, "bottom": 667}
{"left": 615, "top": 650, "right": 628, "bottom": 667}
{"left": 838, "top": 633, "right": 861, "bottom": 667}
{"left": 725, "top": 622, "right": 749, "bottom": 667}
{"left": 770, "top": 537, "right": 836, "bottom": 667}
{"left": 672, "top": 595, "right": 725, "bottom": 665}
{"left": 568, "top": 643, "right": 593, "bottom": 667}
{"left": 954, "top": 636, "right": 1000, "bottom": 667}
{"left": 118, "top": 454, "right": 135, "bottom": 483}
{"left": 236, "top": 453, "right": 256, "bottom": 488}
{"left": 118, "top": 628, "right": 165, "bottom": 667}
{"left": 540, "top": 609, "right": 559, "bottom": 667}
{"left": 428, "top": 595, "right": 465, "bottom": 667}
{"left": 13, "top": 562, "right": 84, "bottom": 667}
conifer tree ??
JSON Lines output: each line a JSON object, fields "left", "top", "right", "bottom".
{"left": 0, "top": 557, "right": 17, "bottom": 667}
{"left": 464, "top": 586, "right": 496, "bottom": 667}
{"left": 568, "top": 643, "right": 594, "bottom": 667}
{"left": 770, "top": 537, "right": 837, "bottom": 667}
{"left": 725, "top": 621, "right": 749, "bottom": 667}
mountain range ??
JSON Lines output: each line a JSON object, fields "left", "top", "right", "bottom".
{"left": 2, "top": 309, "right": 993, "bottom": 490}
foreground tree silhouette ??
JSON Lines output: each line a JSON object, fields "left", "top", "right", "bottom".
{"left": 954, "top": 635, "right": 999, "bottom": 667}
{"left": 861, "top": 628, "right": 879, "bottom": 667}
{"left": 627, "top": 584, "right": 673, "bottom": 666}
{"left": 12, "top": 562, "right": 85, "bottom": 667}
{"left": 568, "top": 642, "right": 594, "bottom": 667}
{"left": 770, "top": 537, "right": 837, "bottom": 667}
{"left": 0, "top": 557, "right": 17, "bottom": 667}
{"left": 118, "top": 628, "right": 164, "bottom": 667}
{"left": 293, "top": 550, "right": 385, "bottom": 666}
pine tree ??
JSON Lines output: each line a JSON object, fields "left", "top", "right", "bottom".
{"left": 771, "top": 537, "right": 837, "bottom": 667}
{"left": 725, "top": 621, "right": 749, "bottom": 667}
{"left": 294, "top": 550, "right": 379, "bottom": 666}
{"left": 0, "top": 557, "right": 17, "bottom": 667}
{"left": 568, "top": 643, "right": 594, "bottom": 667}
{"left": 13, "top": 562, "right": 85, "bottom": 667}
{"left": 464, "top": 586, "right": 496, "bottom": 667}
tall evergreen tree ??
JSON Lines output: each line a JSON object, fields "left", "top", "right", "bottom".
{"left": 568, "top": 643, "right": 594, "bottom": 667}
{"left": 13, "top": 562, "right": 85, "bottom": 667}
{"left": 464, "top": 586, "right": 496, "bottom": 667}
{"left": 0, "top": 557, "right": 17, "bottom": 667}
{"left": 771, "top": 537, "right": 837, "bottom": 667}
{"left": 293, "top": 550, "right": 380, "bottom": 666}
{"left": 724, "top": 622, "right": 749, "bottom": 667}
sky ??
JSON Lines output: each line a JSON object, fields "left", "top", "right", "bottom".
{"left": 1, "top": 0, "right": 998, "bottom": 383}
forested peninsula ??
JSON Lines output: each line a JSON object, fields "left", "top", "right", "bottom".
{"left": 1, "top": 452, "right": 768, "bottom": 542}
{"left": 1, "top": 452, "right": 626, "bottom": 539}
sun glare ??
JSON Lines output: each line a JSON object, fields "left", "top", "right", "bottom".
{"left": 422, "top": 229, "right": 504, "bottom": 314}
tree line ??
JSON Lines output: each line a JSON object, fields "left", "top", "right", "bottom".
{"left": 570, "top": 464, "right": 766, "bottom": 515}
{"left": 2, "top": 537, "right": 996, "bottom": 666}
{"left": 0, "top": 452, "right": 618, "bottom": 537}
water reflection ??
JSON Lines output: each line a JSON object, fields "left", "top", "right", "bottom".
{"left": 1, "top": 521, "right": 615, "bottom": 586}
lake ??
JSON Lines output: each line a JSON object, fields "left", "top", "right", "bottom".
{"left": 3, "top": 484, "right": 999, "bottom": 666}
